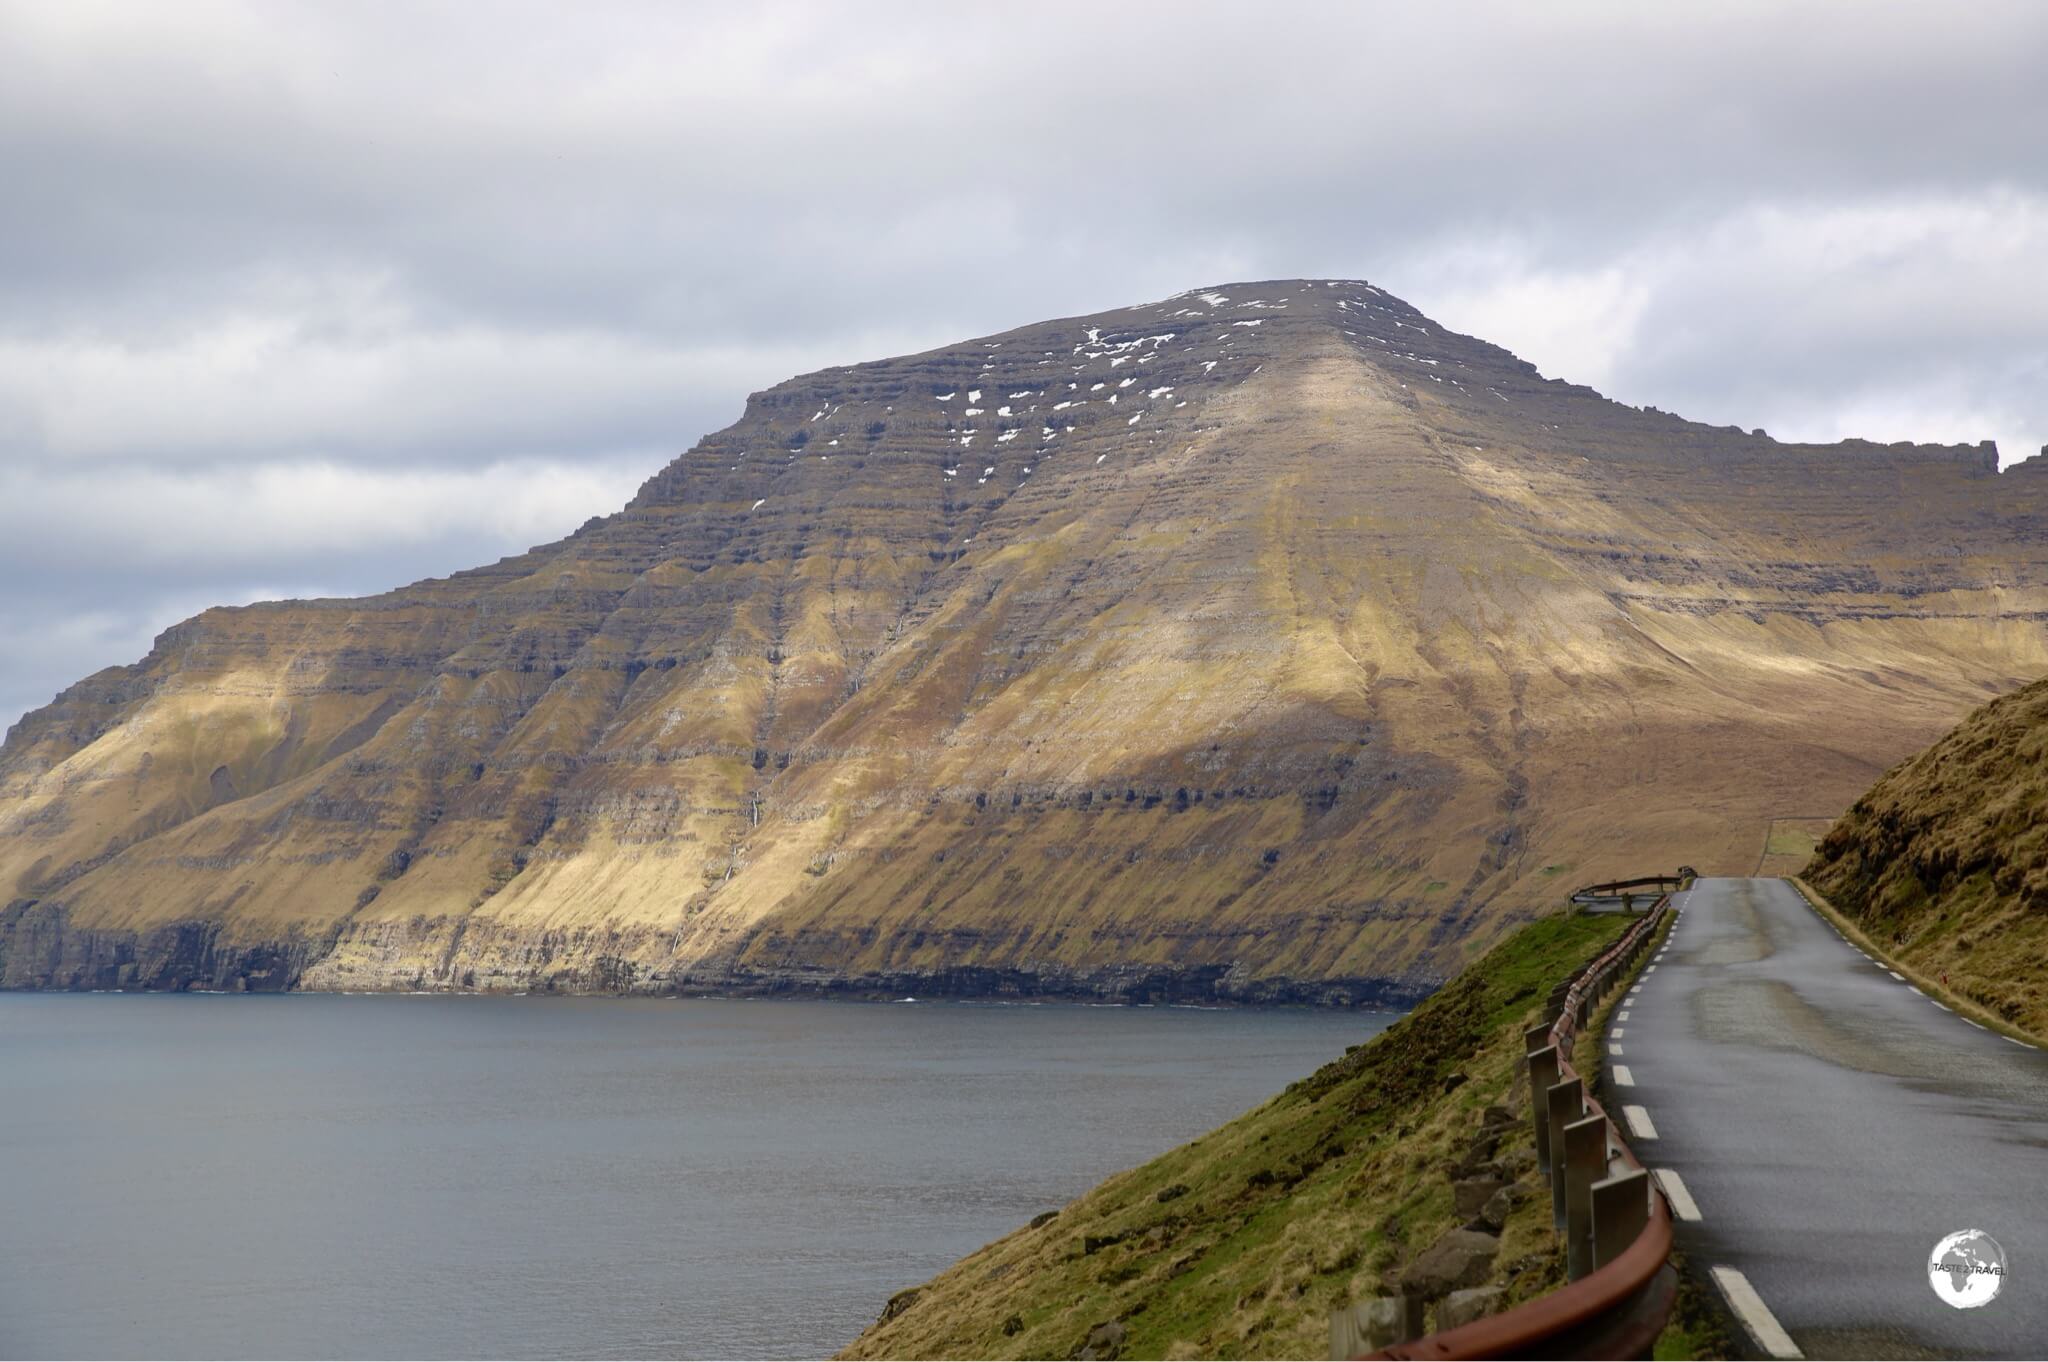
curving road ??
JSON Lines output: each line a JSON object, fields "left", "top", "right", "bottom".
{"left": 1610, "top": 877, "right": 2048, "bottom": 1359}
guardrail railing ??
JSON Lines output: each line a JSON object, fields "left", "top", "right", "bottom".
{"left": 1568, "top": 870, "right": 1694, "bottom": 912}
{"left": 1356, "top": 898, "right": 1677, "bottom": 1359}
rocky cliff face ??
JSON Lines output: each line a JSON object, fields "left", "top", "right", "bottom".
{"left": 1806, "top": 674, "right": 2048, "bottom": 1030}
{"left": 5, "top": 279, "right": 2047, "bottom": 999}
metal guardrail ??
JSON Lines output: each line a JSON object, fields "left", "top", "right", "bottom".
{"left": 1568, "top": 871, "right": 1693, "bottom": 912}
{"left": 1572, "top": 872, "right": 1687, "bottom": 913}
{"left": 1366, "top": 900, "right": 1677, "bottom": 1359}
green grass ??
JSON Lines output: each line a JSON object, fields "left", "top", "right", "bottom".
{"left": 1652, "top": 1250, "right": 1734, "bottom": 1360}
{"left": 1763, "top": 826, "right": 1819, "bottom": 858}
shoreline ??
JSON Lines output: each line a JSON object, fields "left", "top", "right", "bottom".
{"left": 5, "top": 973, "right": 1433, "bottom": 1011}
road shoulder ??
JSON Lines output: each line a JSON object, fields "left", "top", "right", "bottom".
{"left": 1785, "top": 876, "right": 2045, "bottom": 1049}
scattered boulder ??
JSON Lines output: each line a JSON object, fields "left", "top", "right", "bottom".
{"left": 1076, "top": 1319, "right": 1125, "bottom": 1359}
{"left": 1467, "top": 1183, "right": 1524, "bottom": 1235}
{"left": 1030, "top": 1210, "right": 1060, "bottom": 1229}
{"left": 1499, "top": 1147, "right": 1537, "bottom": 1179}
{"left": 1453, "top": 1176, "right": 1505, "bottom": 1220}
{"left": 1156, "top": 1183, "right": 1188, "bottom": 1204}
{"left": 1481, "top": 1104, "right": 1516, "bottom": 1128}
{"left": 878, "top": 1287, "right": 921, "bottom": 1324}
{"left": 1455, "top": 1133, "right": 1499, "bottom": 1173}
{"left": 1002, "top": 1315, "right": 1024, "bottom": 1337}
{"left": 1437, "top": 1286, "right": 1507, "bottom": 1331}
{"left": 1399, "top": 1229, "right": 1500, "bottom": 1300}
{"left": 1442, "top": 1071, "right": 1470, "bottom": 1094}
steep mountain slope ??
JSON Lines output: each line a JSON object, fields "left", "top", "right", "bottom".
{"left": 1806, "top": 675, "right": 2048, "bottom": 1032}
{"left": 5, "top": 279, "right": 2048, "bottom": 998}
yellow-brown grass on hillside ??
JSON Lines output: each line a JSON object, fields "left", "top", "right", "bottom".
{"left": 1806, "top": 672, "right": 2048, "bottom": 1036}
{"left": 840, "top": 914, "right": 1628, "bottom": 1360}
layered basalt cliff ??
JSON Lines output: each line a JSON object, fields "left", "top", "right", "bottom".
{"left": 5, "top": 280, "right": 2047, "bottom": 998}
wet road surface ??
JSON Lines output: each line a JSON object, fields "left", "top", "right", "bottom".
{"left": 1613, "top": 877, "right": 2048, "bottom": 1359}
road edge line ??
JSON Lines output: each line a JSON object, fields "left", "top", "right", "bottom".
{"left": 1783, "top": 877, "right": 2045, "bottom": 1049}
{"left": 1709, "top": 1265, "right": 1802, "bottom": 1359}
{"left": 1652, "top": 1168, "right": 1700, "bottom": 1221}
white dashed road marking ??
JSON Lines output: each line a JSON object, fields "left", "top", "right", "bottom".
{"left": 1653, "top": 1168, "right": 1701, "bottom": 1221}
{"left": 1613, "top": 1064, "right": 1635, "bottom": 1087}
{"left": 1611, "top": 1027, "right": 1626, "bottom": 1039}
{"left": 1888, "top": 970, "right": 1906, "bottom": 982}
{"left": 1622, "top": 1105, "right": 1658, "bottom": 1140}
{"left": 1610, "top": 1043, "right": 1625, "bottom": 1056}
{"left": 1711, "top": 1265, "right": 1803, "bottom": 1359}
{"left": 1618, "top": 1010, "right": 1631, "bottom": 1021}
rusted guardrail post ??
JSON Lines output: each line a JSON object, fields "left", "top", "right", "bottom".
{"left": 1528, "top": 1045, "right": 1560, "bottom": 1169}
{"left": 1545, "top": 1078, "right": 1583, "bottom": 1228}
{"left": 1591, "top": 1170, "right": 1651, "bottom": 1270}
{"left": 1563, "top": 1115, "right": 1606, "bottom": 1280}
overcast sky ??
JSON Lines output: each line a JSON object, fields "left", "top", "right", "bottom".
{"left": 4, "top": 1, "right": 2046, "bottom": 732}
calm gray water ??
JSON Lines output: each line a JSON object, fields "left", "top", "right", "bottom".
{"left": 0, "top": 993, "right": 1392, "bottom": 1360}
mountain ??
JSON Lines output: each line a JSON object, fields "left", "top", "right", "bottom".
{"left": 1805, "top": 674, "right": 2048, "bottom": 1033}
{"left": 5, "top": 280, "right": 2047, "bottom": 998}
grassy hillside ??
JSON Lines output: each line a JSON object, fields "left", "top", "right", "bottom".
{"left": 840, "top": 912, "right": 1629, "bottom": 1360}
{"left": 1806, "top": 673, "right": 2048, "bottom": 1035}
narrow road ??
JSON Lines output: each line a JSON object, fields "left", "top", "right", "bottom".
{"left": 1613, "top": 877, "right": 2048, "bottom": 1359}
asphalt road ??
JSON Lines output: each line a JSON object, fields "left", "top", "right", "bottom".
{"left": 1612, "top": 877, "right": 2048, "bottom": 1359}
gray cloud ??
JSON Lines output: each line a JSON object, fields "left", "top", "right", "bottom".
{"left": 3, "top": 0, "right": 2046, "bottom": 730}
